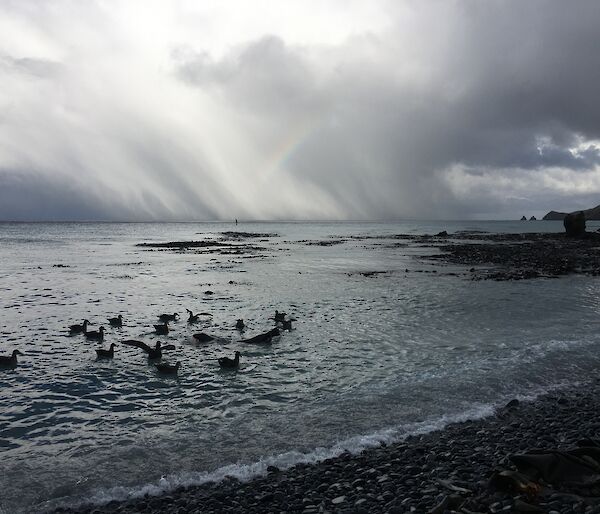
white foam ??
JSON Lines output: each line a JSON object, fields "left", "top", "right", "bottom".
{"left": 39, "top": 401, "right": 500, "bottom": 513}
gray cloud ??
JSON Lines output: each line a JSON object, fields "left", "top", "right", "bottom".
{"left": 0, "top": 55, "right": 62, "bottom": 78}
{"left": 1, "top": 1, "right": 600, "bottom": 220}
{"left": 169, "top": 1, "right": 600, "bottom": 219}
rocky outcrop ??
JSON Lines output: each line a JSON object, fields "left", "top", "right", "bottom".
{"left": 543, "top": 210, "right": 567, "bottom": 220}
{"left": 520, "top": 216, "right": 527, "bottom": 221}
{"left": 564, "top": 211, "right": 586, "bottom": 237}
{"left": 543, "top": 203, "right": 600, "bottom": 220}
{"left": 529, "top": 216, "right": 536, "bottom": 221}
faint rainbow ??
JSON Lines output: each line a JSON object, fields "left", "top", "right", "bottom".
{"left": 258, "top": 116, "right": 322, "bottom": 181}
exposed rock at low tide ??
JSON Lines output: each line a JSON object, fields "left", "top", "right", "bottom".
{"left": 423, "top": 231, "right": 600, "bottom": 281}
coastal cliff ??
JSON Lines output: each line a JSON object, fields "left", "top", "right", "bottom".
{"left": 542, "top": 203, "right": 600, "bottom": 220}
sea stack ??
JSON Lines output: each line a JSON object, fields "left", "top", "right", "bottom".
{"left": 564, "top": 211, "right": 586, "bottom": 237}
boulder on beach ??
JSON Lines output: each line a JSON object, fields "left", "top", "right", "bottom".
{"left": 563, "top": 211, "right": 586, "bottom": 237}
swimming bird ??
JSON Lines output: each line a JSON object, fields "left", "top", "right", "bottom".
{"left": 96, "top": 343, "right": 116, "bottom": 359}
{"left": 155, "top": 361, "right": 181, "bottom": 374}
{"left": 0, "top": 349, "right": 23, "bottom": 367}
{"left": 236, "top": 319, "right": 245, "bottom": 330}
{"left": 84, "top": 326, "right": 105, "bottom": 342}
{"left": 158, "top": 313, "right": 178, "bottom": 322}
{"left": 122, "top": 340, "right": 175, "bottom": 359}
{"left": 108, "top": 315, "right": 123, "bottom": 327}
{"left": 186, "top": 309, "right": 200, "bottom": 323}
{"left": 154, "top": 322, "right": 169, "bottom": 335}
{"left": 69, "top": 319, "right": 89, "bottom": 334}
{"left": 218, "top": 351, "right": 240, "bottom": 369}
{"left": 193, "top": 332, "right": 214, "bottom": 342}
{"left": 240, "top": 328, "right": 280, "bottom": 344}
{"left": 273, "top": 310, "right": 287, "bottom": 323}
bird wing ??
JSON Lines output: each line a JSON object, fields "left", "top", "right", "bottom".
{"left": 122, "top": 339, "right": 152, "bottom": 353}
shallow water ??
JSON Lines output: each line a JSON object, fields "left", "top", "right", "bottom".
{"left": 1, "top": 220, "right": 600, "bottom": 513}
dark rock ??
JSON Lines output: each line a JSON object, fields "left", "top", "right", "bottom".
{"left": 564, "top": 211, "right": 586, "bottom": 237}
{"left": 529, "top": 216, "right": 536, "bottom": 221}
{"left": 505, "top": 399, "right": 520, "bottom": 409}
{"left": 520, "top": 216, "right": 527, "bottom": 221}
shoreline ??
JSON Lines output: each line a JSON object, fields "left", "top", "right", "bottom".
{"left": 52, "top": 376, "right": 600, "bottom": 514}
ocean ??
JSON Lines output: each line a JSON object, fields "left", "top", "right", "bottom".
{"left": 1, "top": 220, "right": 600, "bottom": 513}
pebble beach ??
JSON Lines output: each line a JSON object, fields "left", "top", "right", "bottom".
{"left": 54, "top": 376, "right": 600, "bottom": 514}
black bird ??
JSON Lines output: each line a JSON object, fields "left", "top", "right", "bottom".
{"left": 69, "top": 319, "right": 89, "bottom": 334}
{"left": 186, "top": 309, "right": 200, "bottom": 323}
{"left": 274, "top": 310, "right": 286, "bottom": 323}
{"left": 158, "top": 313, "right": 178, "bottom": 322}
{"left": 96, "top": 343, "right": 116, "bottom": 359}
{"left": 193, "top": 332, "right": 214, "bottom": 343}
{"left": 240, "top": 328, "right": 280, "bottom": 344}
{"left": 154, "top": 322, "right": 169, "bottom": 335}
{"left": 108, "top": 315, "right": 123, "bottom": 327}
{"left": 84, "top": 326, "right": 105, "bottom": 342}
{"left": 0, "top": 349, "right": 23, "bottom": 367}
{"left": 122, "top": 340, "right": 175, "bottom": 359}
{"left": 218, "top": 351, "right": 240, "bottom": 368}
{"left": 236, "top": 319, "right": 245, "bottom": 330}
{"left": 155, "top": 361, "right": 181, "bottom": 374}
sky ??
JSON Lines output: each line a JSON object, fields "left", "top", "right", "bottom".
{"left": 1, "top": 0, "right": 599, "bottom": 221}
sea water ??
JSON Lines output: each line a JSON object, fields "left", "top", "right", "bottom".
{"left": 1, "top": 221, "right": 600, "bottom": 513}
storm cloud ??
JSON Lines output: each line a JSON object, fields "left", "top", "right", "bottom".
{"left": 1, "top": 1, "right": 600, "bottom": 220}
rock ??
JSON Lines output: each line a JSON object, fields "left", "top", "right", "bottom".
{"left": 520, "top": 216, "right": 527, "bottom": 221}
{"left": 428, "top": 494, "right": 464, "bottom": 514}
{"left": 564, "top": 211, "right": 586, "bottom": 237}
{"left": 331, "top": 496, "right": 346, "bottom": 505}
{"left": 505, "top": 399, "right": 519, "bottom": 409}
{"left": 435, "top": 231, "right": 448, "bottom": 237}
{"left": 529, "top": 216, "right": 537, "bottom": 221}
{"left": 514, "top": 499, "right": 544, "bottom": 512}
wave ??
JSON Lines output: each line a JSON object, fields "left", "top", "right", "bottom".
{"left": 29, "top": 376, "right": 579, "bottom": 514}
{"left": 35, "top": 399, "right": 510, "bottom": 513}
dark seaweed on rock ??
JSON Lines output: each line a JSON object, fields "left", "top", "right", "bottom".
{"left": 300, "top": 239, "right": 347, "bottom": 246}
{"left": 136, "top": 240, "right": 268, "bottom": 255}
{"left": 219, "top": 231, "right": 278, "bottom": 239}
{"left": 137, "top": 241, "right": 225, "bottom": 248}
{"left": 424, "top": 232, "right": 600, "bottom": 280}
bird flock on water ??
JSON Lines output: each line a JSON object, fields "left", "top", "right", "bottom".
{"left": 0, "top": 309, "right": 294, "bottom": 375}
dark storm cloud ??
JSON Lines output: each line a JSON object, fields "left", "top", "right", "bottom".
{"left": 2, "top": 1, "right": 600, "bottom": 220}
{"left": 174, "top": 1, "right": 600, "bottom": 218}
{"left": 0, "top": 169, "right": 211, "bottom": 221}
